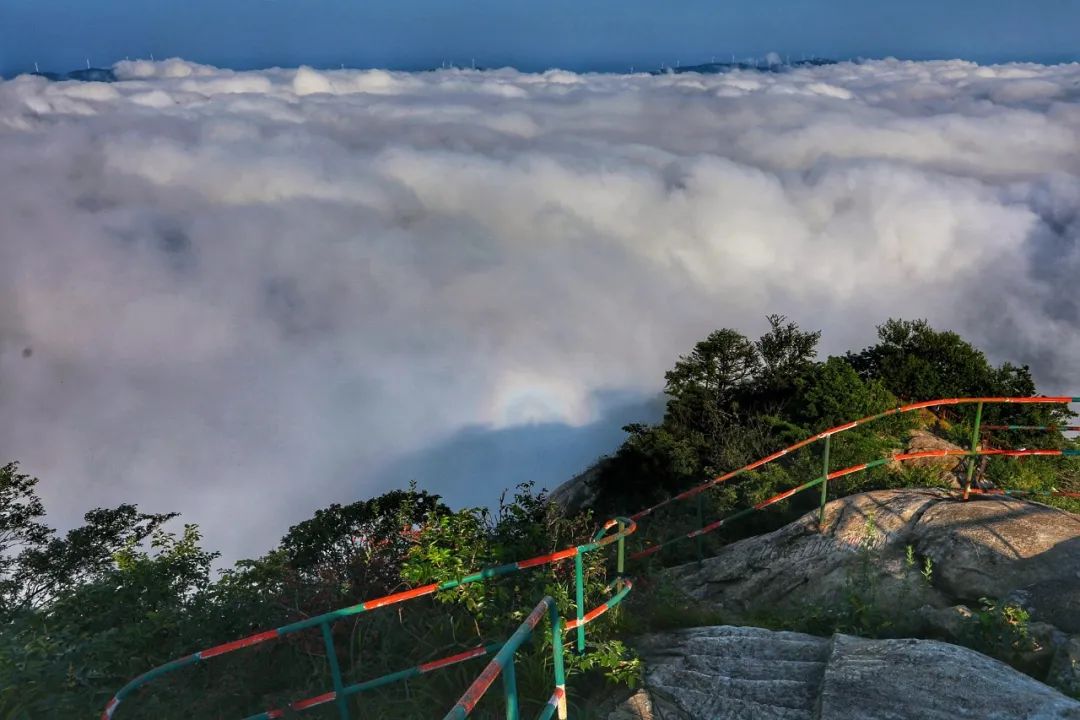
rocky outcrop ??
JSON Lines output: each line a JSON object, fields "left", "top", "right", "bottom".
{"left": 899, "top": 429, "right": 967, "bottom": 486}
{"left": 667, "top": 489, "right": 1080, "bottom": 634}
{"left": 550, "top": 463, "right": 601, "bottom": 514}
{"left": 624, "top": 626, "right": 829, "bottom": 719}
{"left": 609, "top": 626, "right": 1080, "bottom": 719}
{"left": 903, "top": 428, "right": 965, "bottom": 462}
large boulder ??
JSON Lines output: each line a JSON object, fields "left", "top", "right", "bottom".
{"left": 666, "top": 489, "right": 1080, "bottom": 634}
{"left": 608, "top": 625, "right": 1080, "bottom": 719}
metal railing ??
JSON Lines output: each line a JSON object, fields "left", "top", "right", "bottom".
{"left": 629, "top": 396, "right": 1080, "bottom": 558}
{"left": 102, "top": 518, "right": 635, "bottom": 720}
{"left": 630, "top": 445, "right": 1080, "bottom": 560}
{"left": 440, "top": 578, "right": 633, "bottom": 720}
{"left": 103, "top": 396, "right": 1079, "bottom": 719}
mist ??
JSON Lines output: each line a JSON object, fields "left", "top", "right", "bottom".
{"left": 2, "top": 58, "right": 1079, "bottom": 560}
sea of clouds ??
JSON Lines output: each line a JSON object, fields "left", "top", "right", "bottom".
{"left": 1, "top": 58, "right": 1079, "bottom": 559}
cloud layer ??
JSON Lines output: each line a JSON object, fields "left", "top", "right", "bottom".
{"left": 2, "top": 59, "right": 1079, "bottom": 559}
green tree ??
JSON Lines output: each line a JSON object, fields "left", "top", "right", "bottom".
{"left": 845, "top": 318, "right": 1069, "bottom": 438}
{"left": 1, "top": 462, "right": 175, "bottom": 616}
{"left": 592, "top": 424, "right": 699, "bottom": 511}
{"left": 596, "top": 316, "right": 822, "bottom": 513}
{"left": 15, "top": 504, "right": 176, "bottom": 612}
{"left": 754, "top": 314, "right": 821, "bottom": 396}
{"left": 794, "top": 357, "right": 898, "bottom": 431}
{"left": 274, "top": 486, "right": 446, "bottom": 612}
{"left": 0, "top": 462, "right": 51, "bottom": 616}
{"left": 846, "top": 318, "right": 1031, "bottom": 401}
{"left": 1, "top": 522, "right": 222, "bottom": 719}
{"left": 663, "top": 327, "right": 760, "bottom": 433}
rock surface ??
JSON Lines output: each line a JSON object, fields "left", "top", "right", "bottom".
{"left": 666, "top": 489, "right": 1080, "bottom": 634}
{"left": 899, "top": 429, "right": 966, "bottom": 485}
{"left": 609, "top": 625, "right": 1080, "bottom": 719}
{"left": 1050, "top": 637, "right": 1080, "bottom": 697}
{"left": 550, "top": 463, "right": 601, "bottom": 514}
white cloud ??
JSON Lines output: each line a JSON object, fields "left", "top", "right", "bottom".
{"left": 1, "top": 58, "right": 1079, "bottom": 559}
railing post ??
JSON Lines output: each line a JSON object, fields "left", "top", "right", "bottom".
{"left": 695, "top": 493, "right": 704, "bottom": 566}
{"left": 320, "top": 621, "right": 350, "bottom": 720}
{"left": 502, "top": 656, "right": 519, "bottom": 720}
{"left": 549, "top": 603, "right": 568, "bottom": 720}
{"left": 963, "top": 402, "right": 984, "bottom": 500}
{"left": 616, "top": 520, "right": 625, "bottom": 585}
{"left": 819, "top": 434, "right": 831, "bottom": 529}
{"left": 574, "top": 552, "right": 586, "bottom": 654}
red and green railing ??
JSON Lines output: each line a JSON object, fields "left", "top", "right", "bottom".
{"left": 982, "top": 425, "right": 1080, "bottom": 432}
{"left": 631, "top": 396, "right": 1078, "bottom": 521}
{"left": 238, "top": 579, "right": 635, "bottom": 720}
{"left": 440, "top": 579, "right": 633, "bottom": 720}
{"left": 442, "top": 596, "right": 564, "bottom": 720}
{"left": 629, "top": 445, "right": 1080, "bottom": 560}
{"left": 103, "top": 396, "right": 1078, "bottom": 719}
{"left": 628, "top": 396, "right": 1079, "bottom": 557}
{"left": 102, "top": 518, "right": 635, "bottom": 720}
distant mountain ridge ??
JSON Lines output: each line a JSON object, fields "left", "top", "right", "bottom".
{"left": 19, "top": 59, "right": 838, "bottom": 83}
{"left": 29, "top": 67, "right": 117, "bottom": 82}
{"left": 651, "top": 57, "right": 837, "bottom": 75}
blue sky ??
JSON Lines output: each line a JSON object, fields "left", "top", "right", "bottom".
{"left": 3, "top": 0, "right": 1079, "bottom": 76}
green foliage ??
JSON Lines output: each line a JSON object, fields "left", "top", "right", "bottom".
{"left": 576, "top": 640, "right": 641, "bottom": 688}
{"left": 793, "top": 357, "right": 897, "bottom": 431}
{"left": 594, "top": 315, "right": 1073, "bottom": 555}
{"left": 594, "top": 315, "right": 825, "bottom": 514}
{"left": 402, "top": 505, "right": 493, "bottom": 612}
{"left": 0, "top": 462, "right": 51, "bottom": 615}
{"left": 18, "top": 505, "right": 178, "bottom": 610}
{"left": 890, "top": 462, "right": 952, "bottom": 491}
{"left": 620, "top": 575, "right": 729, "bottom": 635}
{"left": 0, "top": 521, "right": 229, "bottom": 718}
{"left": 278, "top": 483, "right": 444, "bottom": 596}
{"left": 969, "top": 597, "right": 1034, "bottom": 658}
{"left": 846, "top": 319, "right": 1070, "bottom": 434}
{"left": 755, "top": 314, "right": 822, "bottom": 392}
{"left": 1, "top": 461, "right": 179, "bottom": 623}
{"left": 847, "top": 319, "right": 1024, "bottom": 402}
{"left": 832, "top": 514, "right": 895, "bottom": 637}
{"left": 662, "top": 314, "right": 821, "bottom": 440}
{"left": 663, "top": 328, "right": 761, "bottom": 428}
{"left": 590, "top": 424, "right": 699, "bottom": 512}
{"left": 397, "top": 483, "right": 640, "bottom": 716}
{"left": 0, "top": 476, "right": 644, "bottom": 719}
